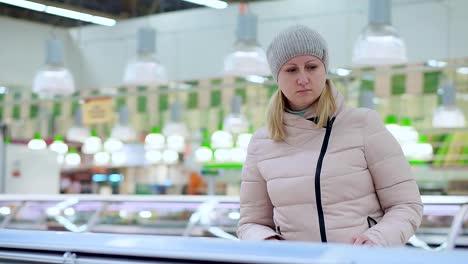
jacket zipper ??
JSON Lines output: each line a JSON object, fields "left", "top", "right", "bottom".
{"left": 314, "top": 117, "right": 336, "bottom": 243}
{"left": 276, "top": 226, "right": 282, "bottom": 235}
{"left": 367, "top": 216, "right": 378, "bottom": 228}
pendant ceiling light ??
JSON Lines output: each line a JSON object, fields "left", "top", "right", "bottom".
{"left": 163, "top": 101, "right": 188, "bottom": 153}
{"left": 432, "top": 83, "right": 466, "bottom": 128}
{"left": 145, "top": 127, "right": 165, "bottom": 150}
{"left": 66, "top": 109, "right": 89, "bottom": 143}
{"left": 195, "top": 129, "right": 213, "bottom": 163}
{"left": 111, "top": 105, "right": 137, "bottom": 142}
{"left": 123, "top": 27, "right": 168, "bottom": 86}
{"left": 28, "top": 132, "right": 46, "bottom": 150}
{"left": 65, "top": 148, "right": 81, "bottom": 166}
{"left": 33, "top": 38, "right": 75, "bottom": 97}
{"left": 49, "top": 135, "right": 68, "bottom": 155}
{"left": 211, "top": 119, "right": 233, "bottom": 150}
{"left": 223, "top": 95, "right": 249, "bottom": 135}
{"left": 352, "top": 0, "right": 407, "bottom": 66}
{"left": 82, "top": 130, "right": 102, "bottom": 155}
{"left": 223, "top": 3, "right": 269, "bottom": 77}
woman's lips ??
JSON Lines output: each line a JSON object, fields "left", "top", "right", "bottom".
{"left": 296, "top": 89, "right": 312, "bottom": 94}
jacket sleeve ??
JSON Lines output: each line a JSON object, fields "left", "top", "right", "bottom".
{"left": 237, "top": 133, "right": 280, "bottom": 240}
{"left": 362, "top": 110, "right": 423, "bottom": 246}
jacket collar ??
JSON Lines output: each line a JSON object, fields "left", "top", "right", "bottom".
{"left": 283, "top": 79, "right": 345, "bottom": 130}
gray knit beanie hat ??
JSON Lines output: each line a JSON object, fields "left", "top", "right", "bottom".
{"left": 266, "top": 25, "right": 328, "bottom": 81}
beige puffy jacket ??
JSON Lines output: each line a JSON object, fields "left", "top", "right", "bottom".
{"left": 237, "top": 83, "right": 423, "bottom": 246}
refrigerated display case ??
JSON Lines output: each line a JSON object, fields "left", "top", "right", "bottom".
{"left": 1, "top": 229, "right": 467, "bottom": 264}
{"left": 413, "top": 196, "right": 468, "bottom": 249}
{"left": 0, "top": 195, "right": 239, "bottom": 238}
{"left": 0, "top": 194, "right": 466, "bottom": 249}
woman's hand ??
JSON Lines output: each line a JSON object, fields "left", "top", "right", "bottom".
{"left": 351, "top": 234, "right": 376, "bottom": 246}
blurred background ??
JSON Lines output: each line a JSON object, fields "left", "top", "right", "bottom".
{"left": 0, "top": 0, "right": 467, "bottom": 250}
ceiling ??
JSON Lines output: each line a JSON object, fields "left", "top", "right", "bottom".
{"left": 0, "top": 0, "right": 262, "bottom": 28}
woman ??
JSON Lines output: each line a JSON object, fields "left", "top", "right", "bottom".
{"left": 237, "top": 25, "right": 423, "bottom": 246}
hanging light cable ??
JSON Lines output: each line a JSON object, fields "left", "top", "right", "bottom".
{"left": 33, "top": 38, "right": 75, "bottom": 98}
{"left": 123, "top": 27, "right": 168, "bottom": 86}
{"left": 223, "top": 3, "right": 269, "bottom": 77}
{"left": 352, "top": 0, "right": 407, "bottom": 66}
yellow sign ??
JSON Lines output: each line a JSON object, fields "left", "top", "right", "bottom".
{"left": 82, "top": 97, "right": 113, "bottom": 125}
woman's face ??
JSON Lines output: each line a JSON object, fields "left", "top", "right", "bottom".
{"left": 277, "top": 55, "right": 326, "bottom": 111}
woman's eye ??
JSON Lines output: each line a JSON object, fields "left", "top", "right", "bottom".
{"left": 286, "top": 68, "right": 297, "bottom": 73}
{"left": 306, "top": 65, "right": 317, "bottom": 70}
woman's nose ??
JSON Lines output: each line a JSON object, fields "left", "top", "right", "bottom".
{"left": 297, "top": 72, "right": 309, "bottom": 85}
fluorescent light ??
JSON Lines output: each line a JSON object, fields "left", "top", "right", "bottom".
{"left": 45, "top": 6, "right": 92, "bottom": 21}
{"left": 90, "top": 16, "right": 116, "bottom": 27}
{"left": 0, "top": 0, "right": 116, "bottom": 26}
{"left": 0, "top": 0, "right": 45, "bottom": 12}
{"left": 182, "top": 0, "right": 227, "bottom": 9}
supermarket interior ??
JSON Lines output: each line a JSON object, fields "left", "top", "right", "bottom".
{"left": 0, "top": 0, "right": 468, "bottom": 263}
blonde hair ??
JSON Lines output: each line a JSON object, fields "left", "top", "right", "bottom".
{"left": 266, "top": 79, "right": 336, "bottom": 141}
